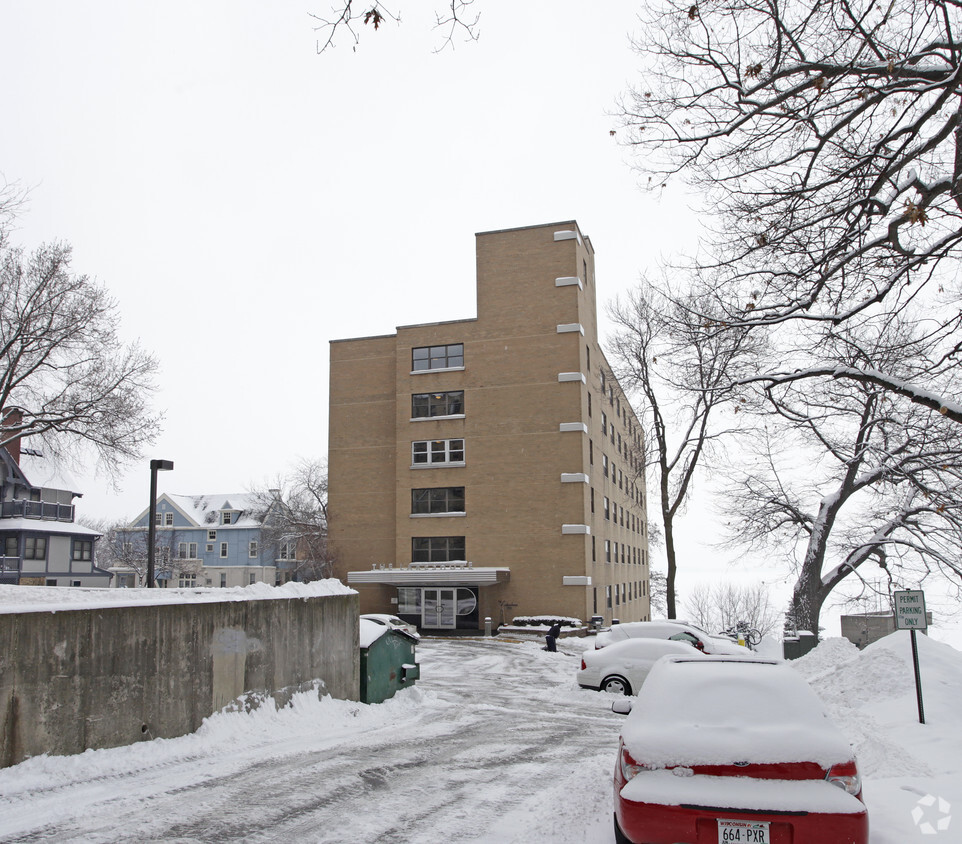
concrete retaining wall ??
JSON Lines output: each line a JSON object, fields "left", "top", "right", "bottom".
{"left": 0, "top": 593, "right": 359, "bottom": 768}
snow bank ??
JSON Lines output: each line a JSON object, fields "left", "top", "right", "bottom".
{"left": 0, "top": 579, "right": 355, "bottom": 614}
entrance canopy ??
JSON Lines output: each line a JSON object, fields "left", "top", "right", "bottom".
{"left": 348, "top": 561, "right": 510, "bottom": 587}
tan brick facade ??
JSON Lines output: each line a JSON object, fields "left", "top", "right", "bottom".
{"left": 328, "top": 221, "right": 650, "bottom": 631}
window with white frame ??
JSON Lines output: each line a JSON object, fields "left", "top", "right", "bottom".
{"left": 411, "top": 391, "right": 464, "bottom": 418}
{"left": 208, "top": 529, "right": 217, "bottom": 541}
{"left": 206, "top": 543, "right": 214, "bottom": 552}
{"left": 178, "top": 574, "right": 196, "bottom": 588}
{"left": 411, "top": 487, "right": 465, "bottom": 515}
{"left": 249, "top": 540, "right": 258, "bottom": 558}
{"left": 412, "top": 343, "right": 463, "bottom": 371}
{"left": 279, "top": 540, "right": 296, "bottom": 560}
{"left": 154, "top": 512, "right": 161, "bottom": 527}
{"left": 177, "top": 542, "right": 198, "bottom": 559}
{"left": 221, "top": 511, "right": 233, "bottom": 525}
{"left": 165, "top": 512, "right": 174, "bottom": 526}
{"left": 220, "top": 542, "right": 228, "bottom": 558}
{"left": 412, "top": 439, "right": 464, "bottom": 465}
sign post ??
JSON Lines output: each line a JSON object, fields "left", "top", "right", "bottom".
{"left": 894, "top": 590, "right": 927, "bottom": 725}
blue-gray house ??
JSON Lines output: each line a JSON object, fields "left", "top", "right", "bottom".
{"left": 125, "top": 492, "right": 297, "bottom": 588}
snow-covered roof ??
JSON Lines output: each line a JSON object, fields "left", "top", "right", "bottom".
{"left": 133, "top": 492, "right": 265, "bottom": 528}
{"left": 0, "top": 518, "right": 100, "bottom": 537}
{"left": 14, "top": 450, "right": 83, "bottom": 496}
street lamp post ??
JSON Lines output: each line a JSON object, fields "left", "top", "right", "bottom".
{"left": 146, "top": 459, "right": 174, "bottom": 588}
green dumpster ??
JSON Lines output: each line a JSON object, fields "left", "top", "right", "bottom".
{"left": 359, "top": 619, "right": 420, "bottom": 704}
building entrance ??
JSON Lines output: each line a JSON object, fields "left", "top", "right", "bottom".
{"left": 422, "top": 587, "right": 456, "bottom": 629}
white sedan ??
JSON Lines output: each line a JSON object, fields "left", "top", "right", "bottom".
{"left": 594, "top": 620, "right": 747, "bottom": 655}
{"left": 360, "top": 613, "right": 420, "bottom": 639}
{"left": 577, "top": 637, "right": 701, "bottom": 695}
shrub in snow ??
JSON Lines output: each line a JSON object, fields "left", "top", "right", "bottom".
{"left": 511, "top": 615, "right": 582, "bottom": 628}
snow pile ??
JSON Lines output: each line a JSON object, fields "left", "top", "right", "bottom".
{"left": 792, "top": 633, "right": 962, "bottom": 843}
{"left": 0, "top": 579, "right": 355, "bottom": 614}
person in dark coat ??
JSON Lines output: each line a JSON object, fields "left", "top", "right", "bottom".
{"left": 545, "top": 622, "right": 562, "bottom": 652}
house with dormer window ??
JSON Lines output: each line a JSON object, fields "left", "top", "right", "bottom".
{"left": 0, "top": 441, "right": 109, "bottom": 587}
{"left": 124, "top": 492, "right": 298, "bottom": 588}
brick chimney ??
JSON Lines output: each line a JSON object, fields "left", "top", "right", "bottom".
{"left": 1, "top": 407, "right": 24, "bottom": 465}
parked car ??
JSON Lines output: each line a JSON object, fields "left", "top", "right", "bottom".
{"left": 577, "top": 638, "right": 701, "bottom": 695}
{"left": 612, "top": 655, "right": 869, "bottom": 844}
{"left": 595, "top": 620, "right": 747, "bottom": 655}
{"left": 360, "top": 613, "right": 420, "bottom": 639}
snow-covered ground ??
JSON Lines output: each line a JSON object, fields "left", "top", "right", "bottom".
{"left": 0, "top": 631, "right": 958, "bottom": 842}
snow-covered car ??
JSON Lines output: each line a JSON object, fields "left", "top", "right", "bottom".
{"left": 612, "top": 655, "right": 868, "bottom": 844}
{"left": 360, "top": 613, "right": 420, "bottom": 639}
{"left": 577, "top": 637, "right": 701, "bottom": 695}
{"left": 594, "top": 620, "right": 747, "bottom": 655}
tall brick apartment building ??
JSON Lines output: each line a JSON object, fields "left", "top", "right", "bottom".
{"left": 328, "top": 221, "right": 651, "bottom": 632}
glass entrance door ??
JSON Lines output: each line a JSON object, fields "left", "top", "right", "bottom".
{"left": 422, "top": 587, "right": 456, "bottom": 629}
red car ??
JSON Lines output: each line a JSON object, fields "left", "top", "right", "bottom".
{"left": 613, "top": 656, "right": 868, "bottom": 844}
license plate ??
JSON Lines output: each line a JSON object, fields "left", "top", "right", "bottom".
{"left": 718, "top": 819, "right": 770, "bottom": 843}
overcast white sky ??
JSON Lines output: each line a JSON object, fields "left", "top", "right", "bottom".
{"left": 1, "top": 0, "right": 696, "bottom": 510}
{"left": 4, "top": 1, "right": 957, "bottom": 640}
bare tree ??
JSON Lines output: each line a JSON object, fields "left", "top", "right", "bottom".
{"left": 0, "top": 201, "right": 161, "bottom": 475}
{"left": 609, "top": 282, "right": 757, "bottom": 618}
{"left": 723, "top": 318, "right": 962, "bottom": 635}
{"left": 624, "top": 0, "right": 962, "bottom": 423}
{"left": 311, "top": 0, "right": 480, "bottom": 53}
{"left": 250, "top": 459, "right": 335, "bottom": 582}
{"left": 684, "top": 581, "right": 782, "bottom": 639}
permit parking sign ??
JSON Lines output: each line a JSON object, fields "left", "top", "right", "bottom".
{"left": 895, "top": 590, "right": 928, "bottom": 630}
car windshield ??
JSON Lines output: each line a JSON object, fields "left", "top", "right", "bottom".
{"left": 623, "top": 659, "right": 853, "bottom": 767}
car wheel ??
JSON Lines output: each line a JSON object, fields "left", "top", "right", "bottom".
{"left": 613, "top": 812, "right": 633, "bottom": 844}
{"left": 601, "top": 674, "right": 632, "bottom": 695}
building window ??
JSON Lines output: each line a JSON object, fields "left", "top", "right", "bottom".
{"left": 412, "top": 343, "right": 464, "bottom": 371}
{"left": 249, "top": 540, "right": 258, "bottom": 558}
{"left": 590, "top": 488, "right": 595, "bottom": 514}
{"left": 592, "top": 535, "right": 596, "bottom": 562}
{"left": 71, "top": 540, "right": 92, "bottom": 561}
{"left": 601, "top": 412, "right": 607, "bottom": 435}
{"left": 412, "top": 391, "right": 464, "bottom": 418}
{"left": 3, "top": 536, "right": 18, "bottom": 557}
{"left": 606, "top": 585, "right": 612, "bottom": 609}
{"left": 220, "top": 572, "right": 227, "bottom": 587}
{"left": 603, "top": 496, "right": 610, "bottom": 520}
{"left": 178, "top": 574, "right": 196, "bottom": 588}
{"left": 605, "top": 539, "right": 611, "bottom": 563}
{"left": 220, "top": 542, "right": 228, "bottom": 558}
{"left": 602, "top": 454, "right": 609, "bottom": 478}
{"left": 249, "top": 573, "right": 256, "bottom": 585}
{"left": 154, "top": 512, "right": 161, "bottom": 527}
{"left": 412, "top": 487, "right": 465, "bottom": 515}
{"left": 177, "top": 542, "right": 198, "bottom": 559}
{"left": 24, "top": 536, "right": 47, "bottom": 560}
{"left": 412, "top": 439, "right": 465, "bottom": 465}
{"left": 279, "top": 540, "right": 296, "bottom": 560}
{"left": 165, "top": 512, "right": 174, "bottom": 526}
{"left": 587, "top": 391, "right": 592, "bottom": 417}
{"left": 222, "top": 511, "right": 233, "bottom": 525}
{"left": 208, "top": 530, "right": 217, "bottom": 541}
{"left": 412, "top": 536, "right": 465, "bottom": 562}
{"left": 206, "top": 543, "right": 214, "bottom": 552}
{"left": 398, "top": 587, "right": 422, "bottom": 614}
